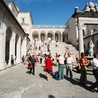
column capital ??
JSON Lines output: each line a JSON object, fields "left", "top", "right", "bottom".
{"left": 78, "top": 23, "right": 83, "bottom": 30}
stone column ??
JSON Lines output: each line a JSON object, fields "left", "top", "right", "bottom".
{"left": 8, "top": 32, "right": 15, "bottom": 65}
{"left": 58, "top": 34, "right": 61, "bottom": 42}
{"left": 0, "top": 28, "right": 5, "bottom": 70}
{"left": 45, "top": 33, "right": 47, "bottom": 42}
{"left": 61, "top": 33, "right": 63, "bottom": 42}
{"left": 53, "top": 33, "right": 55, "bottom": 42}
{"left": 21, "top": 37, "right": 26, "bottom": 56}
{"left": 16, "top": 37, "right": 21, "bottom": 63}
{"left": 78, "top": 24, "right": 84, "bottom": 55}
{"left": 38, "top": 34, "right": 40, "bottom": 41}
{"left": 38, "top": 33, "right": 41, "bottom": 42}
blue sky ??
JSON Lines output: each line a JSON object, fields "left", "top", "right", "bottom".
{"left": 13, "top": 0, "right": 98, "bottom": 25}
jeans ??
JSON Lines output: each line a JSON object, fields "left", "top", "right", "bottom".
{"left": 58, "top": 64, "right": 64, "bottom": 79}
{"left": 66, "top": 64, "right": 73, "bottom": 78}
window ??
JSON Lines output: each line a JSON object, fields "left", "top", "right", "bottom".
{"left": 22, "top": 18, "right": 25, "bottom": 24}
{"left": 82, "top": 29, "right": 85, "bottom": 36}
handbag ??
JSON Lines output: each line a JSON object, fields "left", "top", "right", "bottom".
{"left": 27, "top": 61, "right": 32, "bottom": 69}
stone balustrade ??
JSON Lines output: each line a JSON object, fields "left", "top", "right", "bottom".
{"left": 32, "top": 25, "right": 66, "bottom": 29}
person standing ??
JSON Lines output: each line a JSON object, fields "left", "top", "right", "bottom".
{"left": 21, "top": 55, "right": 25, "bottom": 63}
{"left": 79, "top": 52, "right": 88, "bottom": 85}
{"left": 28, "top": 55, "right": 36, "bottom": 75}
{"left": 57, "top": 55, "right": 65, "bottom": 80}
{"left": 44, "top": 55, "right": 53, "bottom": 81}
{"left": 75, "top": 54, "right": 80, "bottom": 73}
{"left": 89, "top": 53, "right": 98, "bottom": 92}
{"left": 66, "top": 52, "right": 74, "bottom": 78}
{"left": 40, "top": 56, "right": 43, "bottom": 64}
{"left": 55, "top": 53, "right": 59, "bottom": 66}
{"left": 11, "top": 55, "right": 14, "bottom": 66}
{"left": 32, "top": 55, "right": 36, "bottom": 75}
{"left": 27, "top": 58, "right": 33, "bottom": 74}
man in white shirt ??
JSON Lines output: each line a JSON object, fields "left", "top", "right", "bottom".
{"left": 66, "top": 52, "right": 74, "bottom": 78}
{"left": 90, "top": 53, "right": 98, "bottom": 92}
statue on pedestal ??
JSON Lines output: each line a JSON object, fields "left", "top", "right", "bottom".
{"left": 89, "top": 40, "right": 94, "bottom": 57}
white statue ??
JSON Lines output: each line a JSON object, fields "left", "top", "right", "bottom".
{"left": 95, "top": 3, "right": 98, "bottom": 12}
{"left": 85, "top": 3, "right": 90, "bottom": 12}
{"left": 89, "top": 40, "right": 94, "bottom": 56}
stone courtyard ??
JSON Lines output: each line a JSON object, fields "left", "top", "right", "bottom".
{"left": 0, "top": 62, "right": 98, "bottom": 98}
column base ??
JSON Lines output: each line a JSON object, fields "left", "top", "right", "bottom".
{"left": 16, "top": 58, "right": 21, "bottom": 64}
{"left": 0, "top": 61, "right": 6, "bottom": 70}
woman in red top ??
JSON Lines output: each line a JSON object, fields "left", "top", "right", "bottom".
{"left": 44, "top": 55, "right": 53, "bottom": 81}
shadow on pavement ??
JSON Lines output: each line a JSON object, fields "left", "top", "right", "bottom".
{"left": 64, "top": 75, "right": 93, "bottom": 92}
{"left": 26, "top": 71, "right": 30, "bottom": 74}
{"left": 73, "top": 67, "right": 93, "bottom": 75}
{"left": 48, "top": 95, "right": 55, "bottom": 98}
{"left": 39, "top": 73, "right": 47, "bottom": 80}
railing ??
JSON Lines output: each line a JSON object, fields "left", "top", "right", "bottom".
{"left": 83, "top": 30, "right": 98, "bottom": 38}
{"left": 32, "top": 25, "right": 66, "bottom": 29}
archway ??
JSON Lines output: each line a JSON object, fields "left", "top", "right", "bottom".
{"left": 55, "top": 31, "right": 61, "bottom": 42}
{"left": 47, "top": 32, "right": 53, "bottom": 41}
{"left": 32, "top": 31, "right": 39, "bottom": 43}
{"left": 55, "top": 33, "right": 59, "bottom": 42}
{"left": 62, "top": 31, "right": 67, "bottom": 42}
{"left": 5, "top": 27, "right": 12, "bottom": 64}
{"left": 41, "top": 33, "right": 45, "bottom": 42}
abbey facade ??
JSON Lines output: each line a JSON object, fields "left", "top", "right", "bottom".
{"left": 66, "top": 2, "right": 98, "bottom": 55}
{"left": 0, "top": 0, "right": 98, "bottom": 70}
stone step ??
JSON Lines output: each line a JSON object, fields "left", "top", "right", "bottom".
{"left": 33, "top": 42, "right": 79, "bottom": 62}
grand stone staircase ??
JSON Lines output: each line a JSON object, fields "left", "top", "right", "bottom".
{"left": 35, "top": 41, "right": 79, "bottom": 63}
{"left": 49, "top": 42, "right": 79, "bottom": 62}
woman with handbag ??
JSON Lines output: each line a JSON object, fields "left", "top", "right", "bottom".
{"left": 27, "top": 59, "right": 33, "bottom": 74}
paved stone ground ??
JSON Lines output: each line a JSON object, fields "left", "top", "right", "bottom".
{"left": 0, "top": 63, "right": 98, "bottom": 98}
